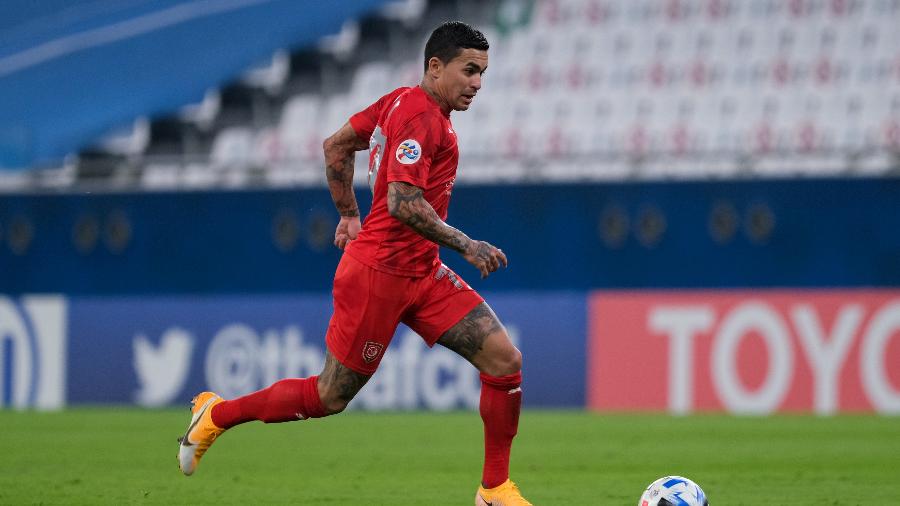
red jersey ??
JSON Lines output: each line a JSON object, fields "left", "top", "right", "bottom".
{"left": 345, "top": 86, "right": 459, "bottom": 277}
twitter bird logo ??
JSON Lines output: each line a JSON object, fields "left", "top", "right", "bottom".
{"left": 133, "top": 328, "right": 194, "bottom": 407}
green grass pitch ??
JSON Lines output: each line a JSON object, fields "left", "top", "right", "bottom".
{"left": 0, "top": 409, "right": 898, "bottom": 505}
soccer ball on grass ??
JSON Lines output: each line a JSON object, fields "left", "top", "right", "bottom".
{"left": 638, "top": 475, "right": 708, "bottom": 506}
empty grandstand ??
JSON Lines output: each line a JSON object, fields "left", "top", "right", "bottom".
{"left": 2, "top": 0, "right": 898, "bottom": 191}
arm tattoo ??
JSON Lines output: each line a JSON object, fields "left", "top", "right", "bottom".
{"left": 387, "top": 182, "right": 472, "bottom": 253}
{"left": 324, "top": 123, "right": 368, "bottom": 218}
{"left": 469, "top": 241, "right": 493, "bottom": 263}
{"left": 326, "top": 159, "right": 358, "bottom": 217}
{"left": 437, "top": 303, "right": 502, "bottom": 361}
{"left": 320, "top": 352, "right": 370, "bottom": 403}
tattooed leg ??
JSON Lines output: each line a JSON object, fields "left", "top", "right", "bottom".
{"left": 437, "top": 302, "right": 522, "bottom": 376}
{"left": 316, "top": 351, "right": 371, "bottom": 415}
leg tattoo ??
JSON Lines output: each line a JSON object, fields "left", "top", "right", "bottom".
{"left": 318, "top": 351, "right": 370, "bottom": 413}
{"left": 437, "top": 303, "right": 502, "bottom": 363}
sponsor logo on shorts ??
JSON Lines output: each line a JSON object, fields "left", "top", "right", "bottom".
{"left": 395, "top": 139, "right": 421, "bottom": 164}
{"left": 435, "top": 264, "right": 464, "bottom": 289}
{"left": 362, "top": 341, "right": 385, "bottom": 364}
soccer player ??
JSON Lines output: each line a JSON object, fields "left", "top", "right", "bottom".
{"left": 178, "top": 21, "right": 531, "bottom": 505}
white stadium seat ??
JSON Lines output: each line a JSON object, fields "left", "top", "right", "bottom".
{"left": 279, "top": 95, "right": 325, "bottom": 163}
{"left": 98, "top": 117, "right": 150, "bottom": 157}
{"left": 350, "top": 62, "right": 393, "bottom": 104}
{"left": 210, "top": 127, "right": 255, "bottom": 169}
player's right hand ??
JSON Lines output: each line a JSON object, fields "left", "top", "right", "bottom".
{"left": 463, "top": 240, "right": 508, "bottom": 279}
{"left": 334, "top": 216, "right": 361, "bottom": 250}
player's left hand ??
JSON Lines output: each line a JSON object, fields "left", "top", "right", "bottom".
{"left": 463, "top": 239, "right": 508, "bottom": 279}
{"left": 334, "top": 216, "right": 361, "bottom": 250}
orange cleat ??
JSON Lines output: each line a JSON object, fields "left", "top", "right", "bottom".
{"left": 177, "top": 392, "right": 225, "bottom": 476}
{"left": 476, "top": 479, "right": 533, "bottom": 506}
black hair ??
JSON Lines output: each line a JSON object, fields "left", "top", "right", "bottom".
{"left": 423, "top": 21, "right": 489, "bottom": 72}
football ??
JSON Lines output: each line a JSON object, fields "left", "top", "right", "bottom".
{"left": 638, "top": 476, "right": 709, "bottom": 506}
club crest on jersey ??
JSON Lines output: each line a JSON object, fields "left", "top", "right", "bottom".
{"left": 362, "top": 341, "right": 385, "bottom": 363}
{"left": 396, "top": 139, "right": 421, "bottom": 164}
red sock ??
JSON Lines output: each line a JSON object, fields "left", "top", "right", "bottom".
{"left": 210, "top": 376, "right": 327, "bottom": 429}
{"left": 479, "top": 371, "right": 522, "bottom": 489}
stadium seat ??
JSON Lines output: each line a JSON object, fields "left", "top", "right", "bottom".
{"left": 350, "top": 62, "right": 393, "bottom": 104}
{"left": 241, "top": 50, "right": 291, "bottom": 96}
{"left": 253, "top": 127, "right": 283, "bottom": 166}
{"left": 378, "top": 0, "right": 427, "bottom": 27}
{"left": 318, "top": 20, "right": 361, "bottom": 59}
{"left": 97, "top": 117, "right": 150, "bottom": 158}
{"left": 182, "top": 163, "right": 220, "bottom": 188}
{"left": 179, "top": 89, "right": 221, "bottom": 132}
{"left": 322, "top": 93, "right": 363, "bottom": 135}
{"left": 210, "top": 127, "right": 255, "bottom": 169}
{"left": 140, "top": 163, "right": 181, "bottom": 190}
{"left": 279, "top": 95, "right": 325, "bottom": 162}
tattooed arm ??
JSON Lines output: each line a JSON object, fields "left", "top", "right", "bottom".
{"left": 323, "top": 122, "right": 369, "bottom": 249}
{"left": 387, "top": 181, "right": 508, "bottom": 278}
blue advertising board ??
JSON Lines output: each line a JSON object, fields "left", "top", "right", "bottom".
{"left": 61, "top": 292, "right": 585, "bottom": 409}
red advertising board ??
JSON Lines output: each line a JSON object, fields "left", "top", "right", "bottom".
{"left": 588, "top": 290, "right": 900, "bottom": 414}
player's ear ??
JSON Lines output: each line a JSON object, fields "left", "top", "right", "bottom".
{"left": 427, "top": 56, "right": 443, "bottom": 79}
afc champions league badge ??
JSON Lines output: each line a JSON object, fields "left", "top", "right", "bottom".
{"left": 362, "top": 341, "right": 385, "bottom": 363}
{"left": 395, "top": 139, "right": 421, "bottom": 164}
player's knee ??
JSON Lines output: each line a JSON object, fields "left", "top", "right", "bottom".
{"left": 320, "top": 395, "right": 351, "bottom": 415}
{"left": 317, "top": 381, "right": 356, "bottom": 415}
{"left": 501, "top": 346, "right": 523, "bottom": 375}
{"left": 482, "top": 342, "right": 522, "bottom": 377}
{"left": 317, "top": 386, "right": 353, "bottom": 415}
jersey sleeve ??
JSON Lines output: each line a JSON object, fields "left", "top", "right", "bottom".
{"left": 348, "top": 87, "right": 408, "bottom": 142}
{"left": 383, "top": 111, "right": 440, "bottom": 188}
{"left": 348, "top": 98, "right": 381, "bottom": 141}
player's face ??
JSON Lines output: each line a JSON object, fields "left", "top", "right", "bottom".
{"left": 440, "top": 48, "right": 488, "bottom": 111}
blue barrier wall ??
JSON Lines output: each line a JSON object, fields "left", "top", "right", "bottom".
{"left": 1, "top": 178, "right": 899, "bottom": 294}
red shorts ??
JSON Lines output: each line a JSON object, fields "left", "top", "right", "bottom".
{"left": 325, "top": 253, "right": 484, "bottom": 375}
